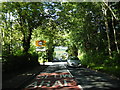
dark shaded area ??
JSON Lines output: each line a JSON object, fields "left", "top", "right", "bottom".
{"left": 2, "top": 53, "right": 39, "bottom": 74}
{"left": 2, "top": 53, "right": 42, "bottom": 89}
{"left": 68, "top": 66, "right": 120, "bottom": 90}
{"left": 2, "top": 65, "right": 48, "bottom": 89}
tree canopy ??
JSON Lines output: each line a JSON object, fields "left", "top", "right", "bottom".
{"left": 1, "top": 2, "right": 120, "bottom": 77}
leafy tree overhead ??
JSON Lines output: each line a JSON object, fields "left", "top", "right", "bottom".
{"left": 2, "top": 2, "right": 49, "bottom": 54}
{"left": 1, "top": 2, "right": 120, "bottom": 77}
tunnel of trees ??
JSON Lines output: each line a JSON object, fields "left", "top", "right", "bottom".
{"left": 1, "top": 2, "right": 120, "bottom": 78}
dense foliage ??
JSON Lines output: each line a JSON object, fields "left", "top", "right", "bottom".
{"left": 1, "top": 2, "right": 120, "bottom": 77}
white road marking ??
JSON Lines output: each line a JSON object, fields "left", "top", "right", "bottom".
{"left": 78, "top": 85, "right": 83, "bottom": 90}
{"left": 64, "top": 65, "right": 83, "bottom": 90}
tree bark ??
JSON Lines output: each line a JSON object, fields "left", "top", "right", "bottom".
{"left": 72, "top": 44, "right": 78, "bottom": 57}
{"left": 112, "top": 16, "right": 119, "bottom": 54}
{"left": 23, "top": 27, "right": 32, "bottom": 54}
{"left": 47, "top": 38, "right": 54, "bottom": 62}
{"left": 103, "top": 2, "right": 112, "bottom": 56}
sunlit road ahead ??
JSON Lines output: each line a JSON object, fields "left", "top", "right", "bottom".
{"left": 39, "top": 61, "right": 67, "bottom": 65}
{"left": 24, "top": 61, "right": 120, "bottom": 90}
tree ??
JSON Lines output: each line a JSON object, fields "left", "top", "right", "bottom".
{"left": 2, "top": 2, "right": 48, "bottom": 54}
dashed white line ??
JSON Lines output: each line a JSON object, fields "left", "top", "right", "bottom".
{"left": 64, "top": 64, "right": 83, "bottom": 90}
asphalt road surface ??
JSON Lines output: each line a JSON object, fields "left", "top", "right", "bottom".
{"left": 23, "top": 62, "right": 120, "bottom": 90}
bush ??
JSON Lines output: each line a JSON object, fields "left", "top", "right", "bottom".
{"left": 2, "top": 53, "right": 39, "bottom": 73}
{"left": 80, "top": 51, "right": 120, "bottom": 78}
{"left": 81, "top": 51, "right": 110, "bottom": 67}
{"left": 112, "top": 51, "right": 120, "bottom": 65}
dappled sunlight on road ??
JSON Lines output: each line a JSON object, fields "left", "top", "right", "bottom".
{"left": 67, "top": 67, "right": 120, "bottom": 90}
{"left": 39, "top": 62, "right": 67, "bottom": 65}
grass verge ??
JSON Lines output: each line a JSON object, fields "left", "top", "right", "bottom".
{"left": 88, "top": 65, "right": 120, "bottom": 79}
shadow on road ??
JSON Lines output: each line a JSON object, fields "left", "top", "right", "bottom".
{"left": 2, "top": 65, "right": 48, "bottom": 89}
{"left": 67, "top": 67, "right": 120, "bottom": 90}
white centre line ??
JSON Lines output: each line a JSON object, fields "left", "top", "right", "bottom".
{"left": 63, "top": 65, "right": 83, "bottom": 90}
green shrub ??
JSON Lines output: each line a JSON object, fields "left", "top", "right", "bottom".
{"left": 2, "top": 53, "right": 39, "bottom": 73}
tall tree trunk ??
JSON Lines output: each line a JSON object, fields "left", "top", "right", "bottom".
{"left": 23, "top": 28, "right": 32, "bottom": 54}
{"left": 0, "top": 30, "right": 2, "bottom": 56}
{"left": 9, "top": 12, "right": 13, "bottom": 54}
{"left": 72, "top": 44, "right": 78, "bottom": 57}
{"left": 103, "top": 3, "right": 112, "bottom": 56}
{"left": 103, "top": 1, "right": 118, "bottom": 21}
{"left": 112, "top": 16, "right": 119, "bottom": 54}
{"left": 105, "top": 20, "right": 111, "bottom": 56}
{"left": 4, "top": 13, "right": 11, "bottom": 54}
{"left": 47, "top": 37, "right": 54, "bottom": 62}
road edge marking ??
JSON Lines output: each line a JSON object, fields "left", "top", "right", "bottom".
{"left": 66, "top": 67, "right": 83, "bottom": 90}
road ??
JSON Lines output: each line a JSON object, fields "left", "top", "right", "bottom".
{"left": 23, "top": 62, "right": 120, "bottom": 90}
{"left": 68, "top": 66, "right": 120, "bottom": 90}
